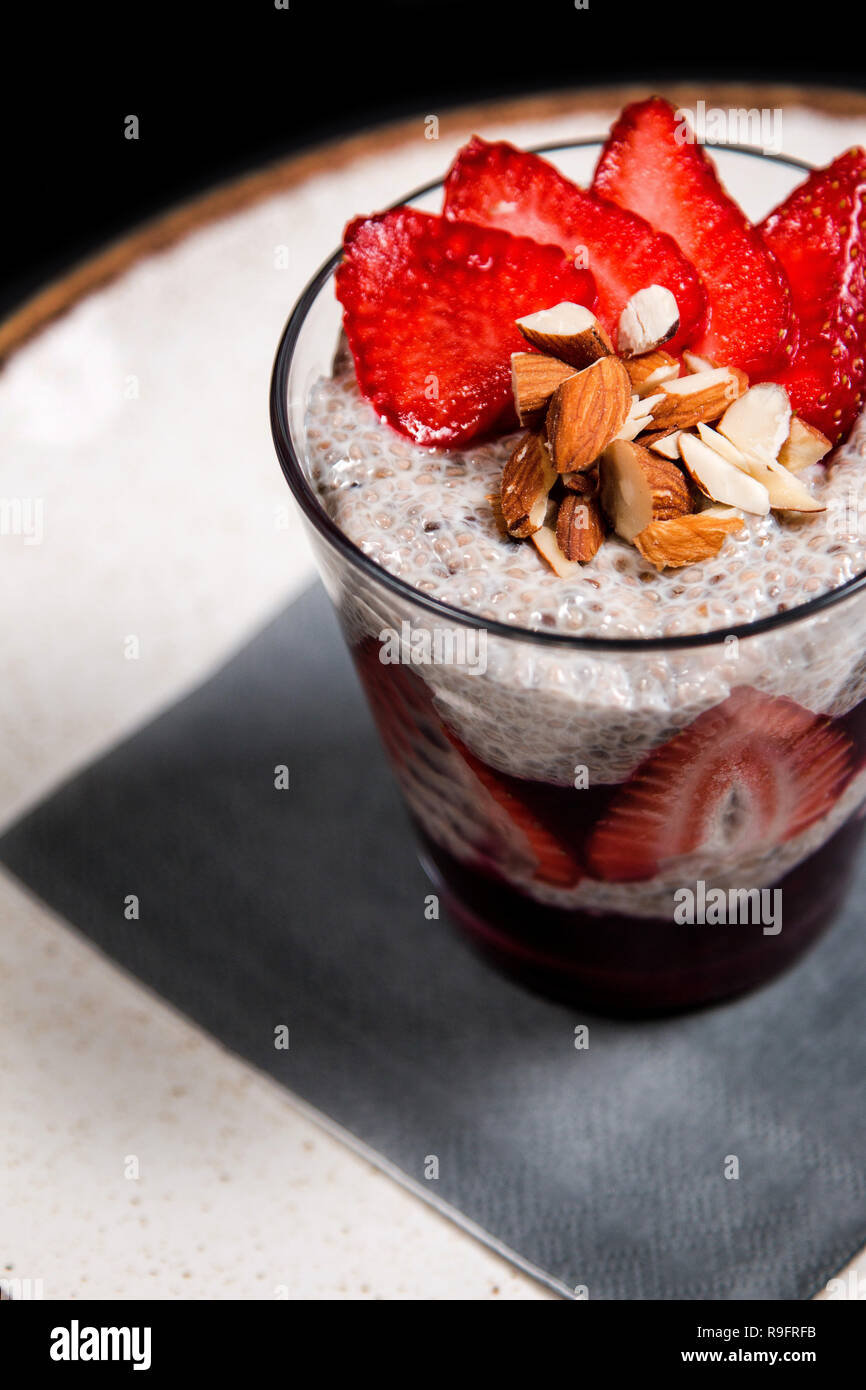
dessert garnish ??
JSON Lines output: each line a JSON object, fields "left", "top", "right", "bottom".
{"left": 545, "top": 355, "right": 632, "bottom": 472}
{"left": 336, "top": 208, "right": 595, "bottom": 446}
{"left": 442, "top": 134, "right": 706, "bottom": 353}
{"left": 616, "top": 284, "right": 680, "bottom": 357}
{"left": 516, "top": 302, "right": 612, "bottom": 368}
{"left": 333, "top": 96, "right": 865, "bottom": 575}
{"left": 592, "top": 97, "right": 796, "bottom": 376}
{"left": 760, "top": 148, "right": 866, "bottom": 443}
{"left": 497, "top": 300, "right": 830, "bottom": 571}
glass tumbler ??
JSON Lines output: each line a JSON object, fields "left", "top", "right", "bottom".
{"left": 270, "top": 140, "right": 866, "bottom": 1014}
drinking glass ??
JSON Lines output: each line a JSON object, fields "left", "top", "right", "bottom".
{"left": 271, "top": 140, "right": 866, "bottom": 1013}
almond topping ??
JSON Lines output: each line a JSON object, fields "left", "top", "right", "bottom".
{"left": 617, "top": 284, "right": 680, "bottom": 356}
{"left": 555, "top": 493, "right": 606, "bottom": 563}
{"left": 623, "top": 349, "right": 680, "bottom": 398}
{"left": 531, "top": 524, "right": 581, "bottom": 578}
{"left": 615, "top": 393, "right": 665, "bottom": 441}
{"left": 645, "top": 430, "right": 683, "bottom": 459}
{"left": 633, "top": 513, "right": 744, "bottom": 569}
{"left": 649, "top": 366, "right": 748, "bottom": 432}
{"left": 546, "top": 355, "right": 632, "bottom": 473}
{"left": 778, "top": 416, "right": 833, "bottom": 472}
{"left": 718, "top": 382, "right": 792, "bottom": 463}
{"left": 516, "top": 302, "right": 613, "bottom": 370}
{"left": 598, "top": 438, "right": 693, "bottom": 542}
{"left": 510, "top": 352, "right": 576, "bottom": 426}
{"left": 678, "top": 433, "right": 770, "bottom": 514}
{"left": 695, "top": 423, "right": 824, "bottom": 513}
{"left": 755, "top": 461, "right": 825, "bottom": 514}
{"left": 682, "top": 350, "right": 717, "bottom": 374}
{"left": 499, "top": 430, "right": 557, "bottom": 537}
{"left": 485, "top": 491, "right": 510, "bottom": 539}
{"left": 562, "top": 469, "right": 598, "bottom": 494}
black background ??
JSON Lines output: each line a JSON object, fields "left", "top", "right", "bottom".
{"left": 4, "top": 0, "right": 864, "bottom": 319}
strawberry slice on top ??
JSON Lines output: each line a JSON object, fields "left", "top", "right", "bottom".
{"left": 760, "top": 148, "right": 866, "bottom": 444}
{"left": 441, "top": 136, "right": 706, "bottom": 354}
{"left": 336, "top": 208, "right": 596, "bottom": 447}
{"left": 586, "top": 688, "right": 853, "bottom": 883}
{"left": 591, "top": 97, "right": 796, "bottom": 378}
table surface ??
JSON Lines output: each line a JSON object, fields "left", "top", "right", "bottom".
{"left": 2, "top": 86, "right": 864, "bottom": 1300}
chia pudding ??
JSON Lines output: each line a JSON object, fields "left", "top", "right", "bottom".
{"left": 276, "top": 107, "right": 866, "bottom": 1010}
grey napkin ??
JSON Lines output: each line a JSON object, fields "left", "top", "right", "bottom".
{"left": 2, "top": 582, "right": 864, "bottom": 1300}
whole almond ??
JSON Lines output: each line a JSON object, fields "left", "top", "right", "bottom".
{"left": 546, "top": 356, "right": 632, "bottom": 473}
{"left": 511, "top": 352, "right": 576, "bottom": 425}
{"left": 556, "top": 493, "right": 606, "bottom": 563}
{"left": 499, "top": 430, "right": 557, "bottom": 537}
{"left": 633, "top": 512, "right": 744, "bottom": 569}
{"left": 485, "top": 491, "right": 510, "bottom": 539}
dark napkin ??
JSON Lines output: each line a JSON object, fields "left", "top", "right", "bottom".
{"left": 3, "top": 583, "right": 865, "bottom": 1300}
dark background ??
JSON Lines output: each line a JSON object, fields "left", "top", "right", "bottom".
{"left": 4, "top": 0, "right": 864, "bottom": 319}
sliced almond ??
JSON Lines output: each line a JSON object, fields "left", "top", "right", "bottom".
{"left": 615, "top": 393, "right": 665, "bottom": 441}
{"left": 599, "top": 439, "right": 693, "bottom": 542}
{"left": 556, "top": 493, "right": 606, "bottom": 563}
{"left": 760, "top": 461, "right": 826, "bottom": 513}
{"left": 499, "top": 430, "right": 558, "bottom": 537}
{"left": 516, "top": 302, "right": 613, "bottom": 370}
{"left": 778, "top": 416, "right": 833, "bottom": 472}
{"left": 695, "top": 424, "right": 823, "bottom": 513}
{"left": 649, "top": 367, "right": 748, "bottom": 432}
{"left": 718, "top": 382, "right": 792, "bottom": 464}
{"left": 633, "top": 513, "right": 744, "bottom": 569}
{"left": 617, "top": 284, "right": 680, "bottom": 356}
{"left": 678, "top": 433, "right": 770, "bottom": 514}
{"left": 623, "top": 349, "right": 680, "bottom": 398}
{"left": 546, "top": 355, "right": 632, "bottom": 473}
{"left": 510, "top": 352, "right": 576, "bottom": 426}
{"left": 531, "top": 524, "right": 581, "bottom": 578}
{"left": 682, "top": 350, "right": 717, "bottom": 374}
{"left": 695, "top": 421, "right": 756, "bottom": 469}
{"left": 618, "top": 412, "right": 657, "bottom": 441}
{"left": 646, "top": 430, "right": 683, "bottom": 459}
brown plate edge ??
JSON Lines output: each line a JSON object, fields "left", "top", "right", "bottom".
{"left": 2, "top": 82, "right": 866, "bottom": 365}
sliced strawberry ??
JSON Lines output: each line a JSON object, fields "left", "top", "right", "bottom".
{"left": 355, "top": 640, "right": 582, "bottom": 888}
{"left": 760, "top": 149, "right": 866, "bottom": 444}
{"left": 353, "top": 636, "right": 434, "bottom": 770}
{"left": 444, "top": 729, "right": 583, "bottom": 888}
{"left": 586, "top": 688, "right": 853, "bottom": 883}
{"left": 336, "top": 208, "right": 596, "bottom": 447}
{"left": 591, "top": 97, "right": 796, "bottom": 377}
{"left": 442, "top": 136, "right": 706, "bottom": 353}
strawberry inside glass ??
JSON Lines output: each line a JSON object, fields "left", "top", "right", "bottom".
{"left": 274, "top": 98, "right": 866, "bottom": 1013}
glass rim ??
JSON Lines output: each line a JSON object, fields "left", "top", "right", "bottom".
{"left": 269, "top": 135, "right": 866, "bottom": 654}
